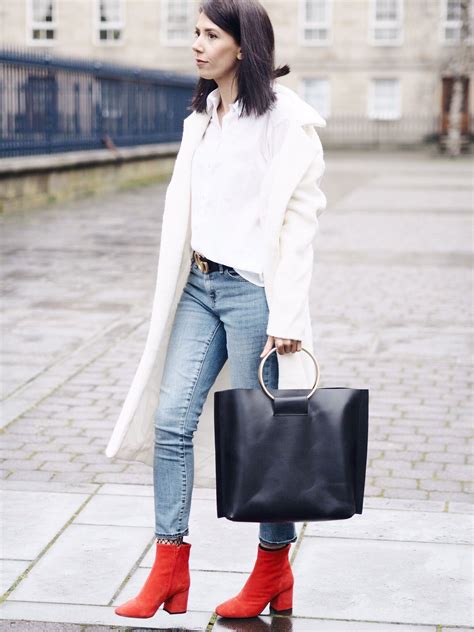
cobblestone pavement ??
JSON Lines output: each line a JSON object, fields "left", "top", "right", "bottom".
{"left": 1, "top": 148, "right": 473, "bottom": 505}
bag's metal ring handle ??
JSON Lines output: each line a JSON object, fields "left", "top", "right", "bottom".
{"left": 257, "top": 346, "right": 320, "bottom": 400}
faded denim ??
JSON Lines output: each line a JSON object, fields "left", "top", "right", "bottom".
{"left": 153, "top": 256, "right": 298, "bottom": 546}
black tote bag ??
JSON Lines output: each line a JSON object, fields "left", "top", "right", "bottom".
{"left": 214, "top": 347, "right": 369, "bottom": 523}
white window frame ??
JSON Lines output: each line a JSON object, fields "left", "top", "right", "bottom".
{"left": 298, "top": 0, "right": 333, "bottom": 46}
{"left": 26, "top": 0, "right": 58, "bottom": 46}
{"left": 93, "top": 0, "right": 125, "bottom": 47}
{"left": 368, "top": 78, "right": 401, "bottom": 120}
{"left": 440, "top": 0, "right": 474, "bottom": 44}
{"left": 300, "top": 77, "right": 331, "bottom": 119}
{"left": 161, "top": 0, "right": 195, "bottom": 47}
{"left": 369, "top": 0, "right": 404, "bottom": 46}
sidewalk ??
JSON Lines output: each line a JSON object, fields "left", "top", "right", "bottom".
{"left": 1, "top": 482, "right": 472, "bottom": 630}
{"left": 1, "top": 148, "right": 473, "bottom": 631}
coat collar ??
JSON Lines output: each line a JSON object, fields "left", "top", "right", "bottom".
{"left": 272, "top": 82, "right": 327, "bottom": 128}
{"left": 182, "top": 81, "right": 326, "bottom": 154}
{"left": 202, "top": 82, "right": 325, "bottom": 127}
{"left": 186, "top": 81, "right": 326, "bottom": 126}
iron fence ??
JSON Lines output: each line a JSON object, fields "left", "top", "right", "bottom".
{"left": 0, "top": 48, "right": 196, "bottom": 158}
{"left": 317, "top": 113, "right": 443, "bottom": 148}
{"left": 1, "top": 48, "right": 470, "bottom": 158}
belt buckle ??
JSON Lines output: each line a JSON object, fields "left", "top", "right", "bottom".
{"left": 194, "top": 251, "right": 209, "bottom": 273}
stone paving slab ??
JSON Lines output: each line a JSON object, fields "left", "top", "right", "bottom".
{"left": 0, "top": 560, "right": 30, "bottom": 596}
{"left": 305, "top": 507, "right": 472, "bottom": 543}
{"left": 1, "top": 489, "right": 90, "bottom": 560}
{"left": 335, "top": 187, "right": 472, "bottom": 213}
{"left": 293, "top": 537, "right": 472, "bottom": 626}
{"left": 74, "top": 493, "right": 155, "bottom": 528}
{"left": 7, "top": 523, "right": 152, "bottom": 606}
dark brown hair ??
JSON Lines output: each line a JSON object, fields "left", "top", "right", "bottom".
{"left": 190, "top": 0, "right": 290, "bottom": 118}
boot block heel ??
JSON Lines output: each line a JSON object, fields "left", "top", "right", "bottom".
{"left": 163, "top": 588, "right": 189, "bottom": 614}
{"left": 269, "top": 585, "right": 293, "bottom": 615}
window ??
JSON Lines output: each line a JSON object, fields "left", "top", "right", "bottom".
{"left": 162, "top": 0, "right": 195, "bottom": 46}
{"left": 441, "top": 0, "right": 473, "bottom": 43}
{"left": 95, "top": 0, "right": 124, "bottom": 44}
{"left": 369, "top": 0, "right": 403, "bottom": 44}
{"left": 368, "top": 78, "right": 401, "bottom": 120}
{"left": 27, "top": 0, "right": 57, "bottom": 44}
{"left": 299, "top": 0, "right": 332, "bottom": 45}
{"left": 301, "top": 78, "right": 331, "bottom": 118}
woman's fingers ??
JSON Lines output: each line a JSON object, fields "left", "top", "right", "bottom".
{"left": 274, "top": 338, "right": 302, "bottom": 354}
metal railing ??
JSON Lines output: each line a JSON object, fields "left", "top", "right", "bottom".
{"left": 1, "top": 48, "right": 470, "bottom": 158}
{"left": 0, "top": 48, "right": 196, "bottom": 158}
{"left": 317, "top": 114, "right": 444, "bottom": 148}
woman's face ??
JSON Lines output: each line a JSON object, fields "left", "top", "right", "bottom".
{"left": 192, "top": 12, "right": 241, "bottom": 82}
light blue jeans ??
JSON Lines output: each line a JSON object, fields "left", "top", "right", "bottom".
{"left": 153, "top": 255, "right": 298, "bottom": 546}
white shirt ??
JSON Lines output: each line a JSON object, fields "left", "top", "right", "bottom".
{"left": 190, "top": 87, "right": 289, "bottom": 286}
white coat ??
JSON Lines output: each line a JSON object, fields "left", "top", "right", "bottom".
{"left": 105, "top": 82, "right": 327, "bottom": 466}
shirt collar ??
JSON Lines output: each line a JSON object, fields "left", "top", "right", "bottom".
{"left": 206, "top": 88, "right": 244, "bottom": 118}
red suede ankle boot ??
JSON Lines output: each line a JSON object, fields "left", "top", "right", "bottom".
{"left": 114, "top": 541, "right": 191, "bottom": 618}
{"left": 215, "top": 543, "right": 293, "bottom": 618}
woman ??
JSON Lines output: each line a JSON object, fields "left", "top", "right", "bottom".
{"left": 108, "top": 0, "right": 327, "bottom": 620}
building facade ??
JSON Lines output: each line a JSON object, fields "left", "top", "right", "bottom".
{"left": 1, "top": 0, "right": 472, "bottom": 146}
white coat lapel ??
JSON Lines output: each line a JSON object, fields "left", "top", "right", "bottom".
{"left": 260, "top": 119, "right": 320, "bottom": 239}
{"left": 180, "top": 111, "right": 212, "bottom": 160}
{"left": 154, "top": 111, "right": 211, "bottom": 294}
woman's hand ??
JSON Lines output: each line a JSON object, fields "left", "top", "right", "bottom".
{"left": 260, "top": 335, "right": 302, "bottom": 357}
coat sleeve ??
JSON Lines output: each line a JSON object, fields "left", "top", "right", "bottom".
{"left": 265, "top": 133, "right": 327, "bottom": 340}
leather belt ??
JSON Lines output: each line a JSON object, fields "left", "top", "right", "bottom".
{"left": 192, "top": 250, "right": 234, "bottom": 274}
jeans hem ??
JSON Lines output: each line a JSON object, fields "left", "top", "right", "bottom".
{"left": 155, "top": 530, "right": 189, "bottom": 539}
{"left": 259, "top": 536, "right": 297, "bottom": 546}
